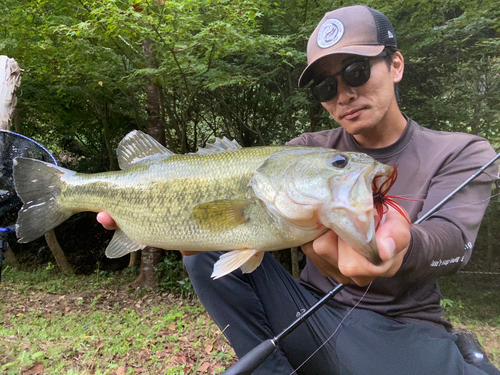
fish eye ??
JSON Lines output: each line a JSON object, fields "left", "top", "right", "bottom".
{"left": 329, "top": 154, "right": 348, "bottom": 168}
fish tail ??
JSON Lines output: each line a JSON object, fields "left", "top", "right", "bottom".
{"left": 13, "top": 158, "right": 74, "bottom": 242}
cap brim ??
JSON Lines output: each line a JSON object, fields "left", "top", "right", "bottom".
{"left": 298, "top": 45, "right": 385, "bottom": 88}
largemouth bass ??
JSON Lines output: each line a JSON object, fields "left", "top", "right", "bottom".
{"left": 14, "top": 131, "right": 395, "bottom": 278}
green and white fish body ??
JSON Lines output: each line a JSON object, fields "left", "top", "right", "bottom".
{"left": 14, "top": 131, "right": 393, "bottom": 278}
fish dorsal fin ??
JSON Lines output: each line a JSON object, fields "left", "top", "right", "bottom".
{"left": 105, "top": 228, "right": 146, "bottom": 258}
{"left": 117, "top": 130, "right": 175, "bottom": 169}
{"left": 196, "top": 137, "right": 242, "bottom": 155}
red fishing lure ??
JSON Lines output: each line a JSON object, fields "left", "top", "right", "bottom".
{"left": 372, "top": 165, "right": 414, "bottom": 230}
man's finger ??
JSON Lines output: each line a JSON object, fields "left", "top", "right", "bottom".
{"left": 96, "top": 212, "right": 118, "bottom": 230}
{"left": 375, "top": 207, "right": 411, "bottom": 262}
{"left": 302, "top": 234, "right": 352, "bottom": 284}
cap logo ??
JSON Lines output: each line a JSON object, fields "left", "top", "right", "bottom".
{"left": 317, "top": 18, "right": 344, "bottom": 49}
{"left": 388, "top": 30, "right": 394, "bottom": 39}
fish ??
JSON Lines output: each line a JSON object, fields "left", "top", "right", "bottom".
{"left": 13, "top": 130, "right": 397, "bottom": 278}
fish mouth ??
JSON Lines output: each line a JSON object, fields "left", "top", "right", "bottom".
{"left": 322, "top": 164, "right": 396, "bottom": 265}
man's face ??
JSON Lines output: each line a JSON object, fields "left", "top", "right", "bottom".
{"left": 311, "top": 52, "right": 404, "bottom": 137}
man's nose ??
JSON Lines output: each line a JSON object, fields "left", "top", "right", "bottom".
{"left": 336, "top": 78, "right": 356, "bottom": 104}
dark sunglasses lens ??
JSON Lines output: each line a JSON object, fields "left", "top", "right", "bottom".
{"left": 343, "top": 59, "right": 371, "bottom": 87}
{"left": 311, "top": 76, "right": 337, "bottom": 102}
{"left": 311, "top": 58, "right": 372, "bottom": 102}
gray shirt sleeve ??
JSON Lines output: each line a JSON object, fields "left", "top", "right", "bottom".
{"left": 398, "top": 137, "right": 496, "bottom": 282}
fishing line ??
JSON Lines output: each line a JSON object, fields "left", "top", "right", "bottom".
{"left": 387, "top": 193, "right": 427, "bottom": 199}
{"left": 289, "top": 282, "right": 373, "bottom": 375}
{"left": 402, "top": 191, "right": 500, "bottom": 222}
{"left": 422, "top": 193, "right": 500, "bottom": 217}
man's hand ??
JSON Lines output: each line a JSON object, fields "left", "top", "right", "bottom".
{"left": 301, "top": 206, "right": 411, "bottom": 286}
{"left": 96, "top": 212, "right": 201, "bottom": 256}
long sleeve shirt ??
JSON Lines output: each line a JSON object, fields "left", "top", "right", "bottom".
{"left": 287, "top": 116, "right": 497, "bottom": 326}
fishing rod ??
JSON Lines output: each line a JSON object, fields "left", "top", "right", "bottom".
{"left": 221, "top": 151, "right": 500, "bottom": 375}
{"left": 222, "top": 283, "right": 346, "bottom": 375}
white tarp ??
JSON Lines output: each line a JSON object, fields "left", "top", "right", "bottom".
{"left": 0, "top": 56, "right": 22, "bottom": 130}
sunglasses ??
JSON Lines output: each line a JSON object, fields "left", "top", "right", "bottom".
{"left": 311, "top": 51, "right": 389, "bottom": 102}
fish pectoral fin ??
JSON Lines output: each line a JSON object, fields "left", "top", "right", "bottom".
{"left": 105, "top": 229, "right": 146, "bottom": 258}
{"left": 116, "top": 130, "right": 175, "bottom": 170}
{"left": 239, "top": 251, "right": 265, "bottom": 274}
{"left": 211, "top": 249, "right": 264, "bottom": 279}
{"left": 192, "top": 199, "right": 252, "bottom": 232}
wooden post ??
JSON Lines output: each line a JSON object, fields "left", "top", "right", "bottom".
{"left": 0, "top": 56, "right": 22, "bottom": 130}
{"left": 45, "top": 231, "right": 73, "bottom": 275}
{"left": 3, "top": 245, "right": 20, "bottom": 268}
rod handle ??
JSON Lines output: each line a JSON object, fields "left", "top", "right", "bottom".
{"left": 222, "top": 339, "right": 276, "bottom": 375}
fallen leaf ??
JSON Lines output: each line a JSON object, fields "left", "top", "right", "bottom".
{"left": 96, "top": 340, "right": 103, "bottom": 349}
{"left": 197, "top": 362, "right": 210, "bottom": 373}
{"left": 210, "top": 362, "right": 223, "bottom": 372}
{"left": 205, "top": 343, "right": 212, "bottom": 355}
{"left": 168, "top": 324, "right": 176, "bottom": 331}
{"left": 22, "top": 362, "right": 44, "bottom": 375}
{"left": 116, "top": 366, "right": 126, "bottom": 375}
{"left": 176, "top": 354, "right": 187, "bottom": 365}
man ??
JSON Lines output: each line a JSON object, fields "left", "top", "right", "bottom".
{"left": 98, "top": 5, "right": 499, "bottom": 374}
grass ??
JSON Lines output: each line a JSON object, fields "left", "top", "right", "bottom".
{"left": 0, "top": 264, "right": 236, "bottom": 374}
{"left": 1, "top": 264, "right": 499, "bottom": 374}
{"left": 439, "top": 272, "right": 500, "bottom": 368}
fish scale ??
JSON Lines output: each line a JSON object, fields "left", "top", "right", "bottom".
{"left": 13, "top": 130, "right": 394, "bottom": 278}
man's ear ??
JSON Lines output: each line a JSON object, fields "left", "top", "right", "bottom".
{"left": 392, "top": 51, "right": 404, "bottom": 84}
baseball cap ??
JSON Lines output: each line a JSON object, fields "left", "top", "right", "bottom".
{"left": 298, "top": 5, "right": 398, "bottom": 88}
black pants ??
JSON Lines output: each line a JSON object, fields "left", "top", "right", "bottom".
{"left": 185, "top": 251, "right": 496, "bottom": 375}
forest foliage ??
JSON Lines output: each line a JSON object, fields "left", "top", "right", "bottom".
{"left": 1, "top": 0, "right": 499, "bottom": 172}
{"left": 1, "top": 0, "right": 500, "bottom": 273}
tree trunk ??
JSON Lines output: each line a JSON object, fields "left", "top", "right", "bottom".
{"left": 291, "top": 247, "right": 300, "bottom": 279}
{"left": 486, "top": 182, "right": 499, "bottom": 261}
{"left": 128, "top": 250, "right": 141, "bottom": 268}
{"left": 45, "top": 230, "right": 73, "bottom": 275}
{"left": 128, "top": 38, "right": 166, "bottom": 289}
{"left": 128, "top": 247, "right": 162, "bottom": 289}
{"left": 101, "top": 103, "right": 117, "bottom": 171}
{"left": 3, "top": 246, "right": 20, "bottom": 269}
{"left": 487, "top": 208, "right": 493, "bottom": 262}
{"left": 142, "top": 38, "right": 166, "bottom": 145}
